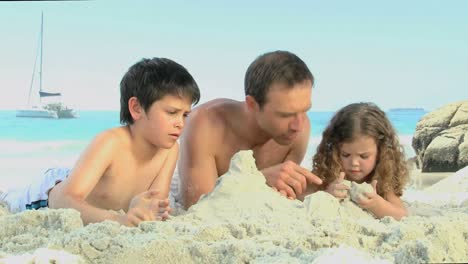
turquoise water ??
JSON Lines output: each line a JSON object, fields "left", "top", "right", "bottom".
{"left": 0, "top": 109, "right": 426, "bottom": 142}
{"left": 0, "top": 109, "right": 427, "bottom": 188}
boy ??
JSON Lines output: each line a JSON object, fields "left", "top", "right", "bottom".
{"left": 1, "top": 57, "right": 200, "bottom": 226}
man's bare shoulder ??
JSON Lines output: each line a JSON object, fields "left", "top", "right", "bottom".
{"left": 186, "top": 99, "right": 240, "bottom": 133}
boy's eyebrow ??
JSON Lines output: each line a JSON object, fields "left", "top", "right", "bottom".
{"left": 166, "top": 105, "right": 190, "bottom": 111}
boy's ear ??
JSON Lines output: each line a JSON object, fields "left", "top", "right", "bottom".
{"left": 128, "top": 97, "right": 143, "bottom": 120}
{"left": 245, "top": 95, "right": 260, "bottom": 112}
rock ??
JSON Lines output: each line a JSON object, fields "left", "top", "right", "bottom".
{"left": 412, "top": 101, "right": 468, "bottom": 172}
{"left": 341, "top": 180, "right": 374, "bottom": 203}
{"left": 349, "top": 181, "right": 374, "bottom": 203}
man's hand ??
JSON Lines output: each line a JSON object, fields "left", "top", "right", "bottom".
{"left": 325, "top": 172, "right": 350, "bottom": 199}
{"left": 356, "top": 180, "right": 384, "bottom": 210}
{"left": 119, "top": 189, "right": 171, "bottom": 227}
{"left": 262, "top": 160, "right": 322, "bottom": 199}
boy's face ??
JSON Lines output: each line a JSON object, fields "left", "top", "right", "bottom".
{"left": 141, "top": 94, "right": 192, "bottom": 149}
{"left": 339, "top": 135, "right": 378, "bottom": 183}
{"left": 254, "top": 80, "right": 312, "bottom": 145}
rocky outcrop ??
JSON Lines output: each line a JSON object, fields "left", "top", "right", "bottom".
{"left": 412, "top": 101, "right": 468, "bottom": 172}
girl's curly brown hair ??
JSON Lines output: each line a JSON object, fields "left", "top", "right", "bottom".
{"left": 312, "top": 102, "right": 409, "bottom": 197}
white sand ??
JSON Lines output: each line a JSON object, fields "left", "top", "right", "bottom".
{"left": 1, "top": 150, "right": 467, "bottom": 263}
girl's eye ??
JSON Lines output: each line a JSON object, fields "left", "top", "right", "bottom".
{"left": 360, "top": 155, "right": 369, "bottom": 159}
{"left": 341, "top": 153, "right": 350, "bottom": 158}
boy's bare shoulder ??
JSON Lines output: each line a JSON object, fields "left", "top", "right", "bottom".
{"left": 89, "top": 126, "right": 131, "bottom": 151}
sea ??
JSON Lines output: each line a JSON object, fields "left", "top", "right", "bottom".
{"left": 0, "top": 109, "right": 427, "bottom": 189}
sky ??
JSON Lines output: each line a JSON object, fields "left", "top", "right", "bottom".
{"left": 0, "top": 0, "right": 466, "bottom": 111}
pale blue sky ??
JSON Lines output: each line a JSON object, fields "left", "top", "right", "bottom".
{"left": 0, "top": 0, "right": 466, "bottom": 111}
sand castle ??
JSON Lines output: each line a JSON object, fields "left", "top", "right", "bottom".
{"left": 1, "top": 150, "right": 467, "bottom": 263}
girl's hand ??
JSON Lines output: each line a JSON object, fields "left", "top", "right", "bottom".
{"left": 356, "top": 180, "right": 384, "bottom": 210}
{"left": 325, "top": 172, "right": 350, "bottom": 199}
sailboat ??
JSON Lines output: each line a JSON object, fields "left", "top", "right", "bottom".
{"left": 16, "top": 12, "right": 78, "bottom": 119}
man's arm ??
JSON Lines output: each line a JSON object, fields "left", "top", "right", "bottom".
{"left": 149, "top": 143, "right": 179, "bottom": 199}
{"left": 178, "top": 110, "right": 219, "bottom": 209}
{"left": 262, "top": 116, "right": 322, "bottom": 199}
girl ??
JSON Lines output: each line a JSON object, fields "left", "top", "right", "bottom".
{"left": 312, "top": 102, "right": 409, "bottom": 220}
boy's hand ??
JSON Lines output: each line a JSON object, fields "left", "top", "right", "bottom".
{"left": 325, "top": 172, "right": 350, "bottom": 199}
{"left": 119, "top": 190, "right": 171, "bottom": 227}
{"left": 356, "top": 180, "right": 384, "bottom": 210}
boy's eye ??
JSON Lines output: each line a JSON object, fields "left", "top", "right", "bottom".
{"left": 183, "top": 113, "right": 190, "bottom": 118}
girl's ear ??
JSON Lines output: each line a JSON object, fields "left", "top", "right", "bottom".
{"left": 245, "top": 95, "right": 260, "bottom": 112}
{"left": 128, "top": 97, "right": 143, "bottom": 121}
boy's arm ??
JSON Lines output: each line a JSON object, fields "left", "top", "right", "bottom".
{"left": 48, "top": 131, "right": 125, "bottom": 225}
{"left": 148, "top": 143, "right": 179, "bottom": 199}
{"left": 178, "top": 111, "right": 219, "bottom": 209}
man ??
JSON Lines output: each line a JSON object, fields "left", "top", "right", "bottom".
{"left": 179, "top": 50, "right": 322, "bottom": 209}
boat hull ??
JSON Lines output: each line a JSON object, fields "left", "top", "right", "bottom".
{"left": 16, "top": 108, "right": 58, "bottom": 118}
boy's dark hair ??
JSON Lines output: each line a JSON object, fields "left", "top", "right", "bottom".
{"left": 120, "top": 57, "right": 200, "bottom": 125}
{"left": 244, "top": 50, "right": 314, "bottom": 108}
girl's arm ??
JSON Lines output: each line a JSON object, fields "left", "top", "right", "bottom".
{"left": 374, "top": 192, "right": 408, "bottom": 220}
{"left": 358, "top": 180, "right": 408, "bottom": 220}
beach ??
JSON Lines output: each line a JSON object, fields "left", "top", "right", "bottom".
{"left": 1, "top": 150, "right": 467, "bottom": 263}
{"left": 1, "top": 109, "right": 467, "bottom": 263}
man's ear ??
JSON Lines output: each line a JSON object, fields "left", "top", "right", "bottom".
{"left": 245, "top": 95, "right": 260, "bottom": 112}
{"left": 129, "top": 97, "right": 143, "bottom": 121}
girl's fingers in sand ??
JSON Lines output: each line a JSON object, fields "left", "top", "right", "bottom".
{"left": 333, "top": 189, "right": 348, "bottom": 199}
{"left": 336, "top": 183, "right": 351, "bottom": 191}
{"left": 338, "top": 171, "right": 346, "bottom": 181}
{"left": 371, "top": 180, "right": 378, "bottom": 192}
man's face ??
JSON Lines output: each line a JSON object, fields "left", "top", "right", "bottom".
{"left": 255, "top": 80, "right": 312, "bottom": 145}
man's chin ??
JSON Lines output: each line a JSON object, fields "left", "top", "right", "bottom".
{"left": 273, "top": 137, "right": 294, "bottom": 146}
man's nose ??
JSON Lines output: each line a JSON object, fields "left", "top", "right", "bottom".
{"left": 290, "top": 113, "right": 305, "bottom": 132}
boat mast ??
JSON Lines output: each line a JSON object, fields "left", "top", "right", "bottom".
{"left": 39, "top": 11, "right": 44, "bottom": 103}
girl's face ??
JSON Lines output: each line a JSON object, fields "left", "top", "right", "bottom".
{"left": 339, "top": 135, "right": 378, "bottom": 183}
